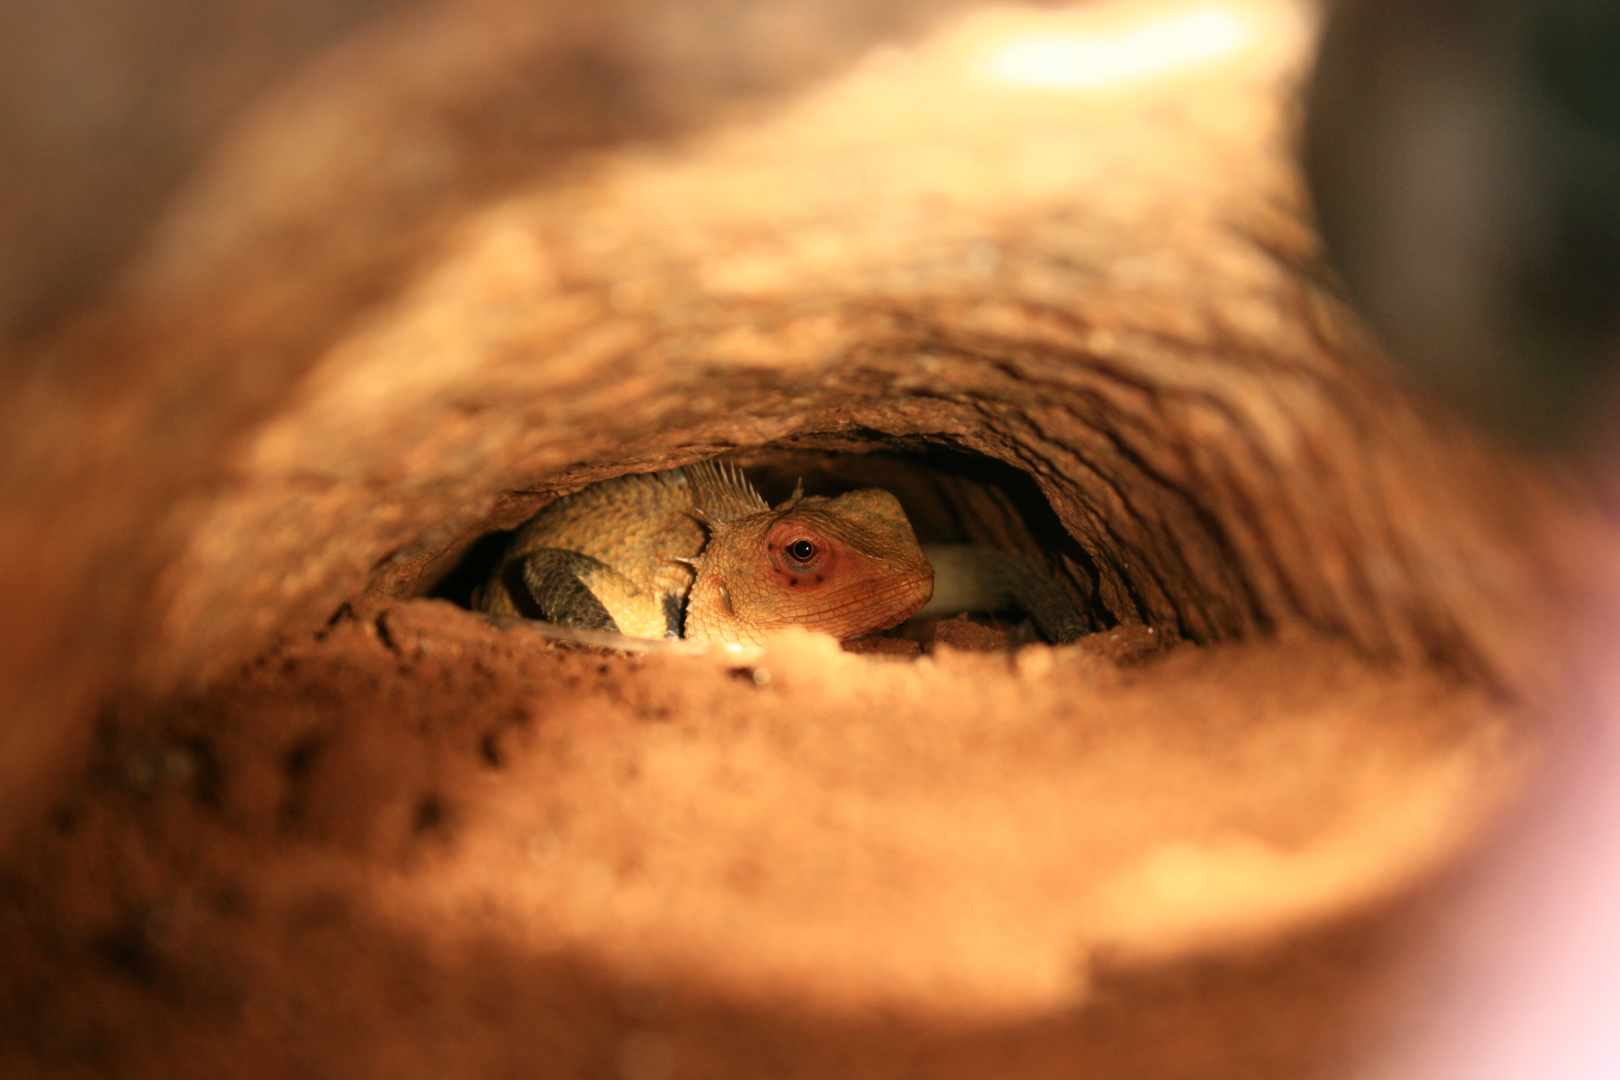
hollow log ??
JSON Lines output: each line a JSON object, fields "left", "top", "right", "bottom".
{"left": 0, "top": 1, "right": 1608, "bottom": 1077}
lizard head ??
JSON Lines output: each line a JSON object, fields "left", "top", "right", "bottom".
{"left": 683, "top": 487, "right": 934, "bottom": 646}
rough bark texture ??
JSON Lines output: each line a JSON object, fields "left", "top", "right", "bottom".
{"left": 0, "top": 1, "right": 1607, "bottom": 1077}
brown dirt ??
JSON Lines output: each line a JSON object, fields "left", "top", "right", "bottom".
{"left": 0, "top": 1, "right": 1611, "bottom": 1077}
{"left": 1, "top": 600, "right": 1527, "bottom": 1078}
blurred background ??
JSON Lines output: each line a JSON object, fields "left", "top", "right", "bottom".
{"left": 1308, "top": 0, "right": 1620, "bottom": 462}
{"left": 1306, "top": 2, "right": 1620, "bottom": 1076}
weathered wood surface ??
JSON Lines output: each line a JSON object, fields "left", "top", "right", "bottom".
{"left": 0, "top": 2, "right": 1608, "bottom": 1077}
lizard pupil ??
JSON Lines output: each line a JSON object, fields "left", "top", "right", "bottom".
{"left": 787, "top": 540, "right": 816, "bottom": 561}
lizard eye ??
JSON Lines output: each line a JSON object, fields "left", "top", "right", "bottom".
{"left": 787, "top": 539, "right": 816, "bottom": 562}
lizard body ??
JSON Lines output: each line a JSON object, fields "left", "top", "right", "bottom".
{"left": 480, "top": 462, "right": 936, "bottom": 646}
{"left": 480, "top": 468, "right": 706, "bottom": 638}
{"left": 916, "top": 544, "right": 1090, "bottom": 643}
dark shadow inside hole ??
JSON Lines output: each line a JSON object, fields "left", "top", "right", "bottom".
{"left": 427, "top": 529, "right": 512, "bottom": 608}
{"left": 425, "top": 448, "right": 1115, "bottom": 634}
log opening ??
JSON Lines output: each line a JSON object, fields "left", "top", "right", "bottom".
{"left": 427, "top": 447, "right": 1112, "bottom": 643}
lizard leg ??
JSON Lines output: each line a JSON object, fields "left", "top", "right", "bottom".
{"left": 917, "top": 544, "right": 1092, "bottom": 643}
{"left": 506, "top": 548, "right": 622, "bottom": 633}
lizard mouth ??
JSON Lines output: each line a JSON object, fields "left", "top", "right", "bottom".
{"left": 0, "top": 1, "right": 1603, "bottom": 1077}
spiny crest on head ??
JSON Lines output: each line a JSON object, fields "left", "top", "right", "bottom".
{"left": 682, "top": 459, "right": 771, "bottom": 524}
{"left": 777, "top": 476, "right": 806, "bottom": 510}
{"left": 667, "top": 554, "right": 702, "bottom": 570}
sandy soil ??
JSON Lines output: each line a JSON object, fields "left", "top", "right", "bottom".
{"left": 3, "top": 599, "right": 1529, "bottom": 1079}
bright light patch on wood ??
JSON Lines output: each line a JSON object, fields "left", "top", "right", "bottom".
{"left": 986, "top": 7, "right": 1248, "bottom": 89}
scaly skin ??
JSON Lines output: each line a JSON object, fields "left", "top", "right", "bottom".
{"left": 480, "top": 469, "right": 706, "bottom": 638}
{"left": 480, "top": 462, "right": 935, "bottom": 646}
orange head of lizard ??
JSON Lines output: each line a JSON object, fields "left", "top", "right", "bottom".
{"left": 683, "top": 487, "right": 934, "bottom": 646}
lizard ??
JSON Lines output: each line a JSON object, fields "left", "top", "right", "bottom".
{"left": 479, "top": 460, "right": 1089, "bottom": 646}
{"left": 479, "top": 461, "right": 936, "bottom": 647}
